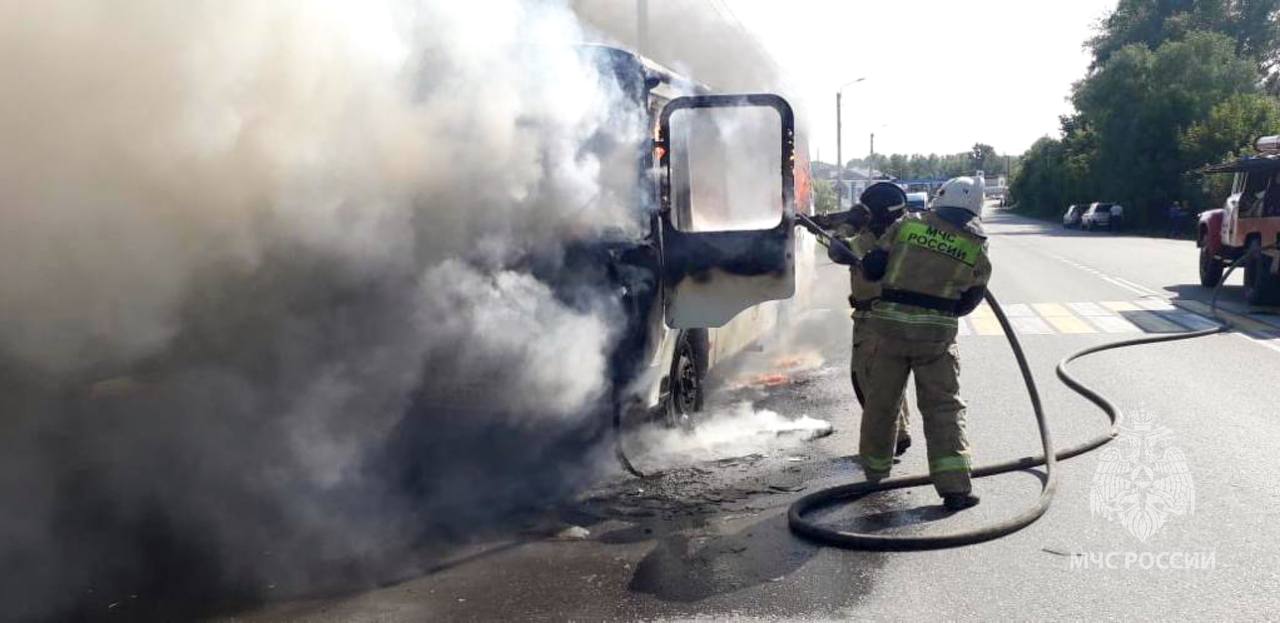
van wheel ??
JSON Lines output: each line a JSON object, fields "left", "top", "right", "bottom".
{"left": 664, "top": 329, "right": 708, "bottom": 429}
{"left": 1245, "top": 247, "right": 1280, "bottom": 306}
{"left": 1199, "top": 243, "right": 1223, "bottom": 288}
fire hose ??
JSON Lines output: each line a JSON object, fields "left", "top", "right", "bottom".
{"left": 785, "top": 223, "right": 1270, "bottom": 550}
{"left": 614, "top": 211, "right": 1271, "bottom": 550}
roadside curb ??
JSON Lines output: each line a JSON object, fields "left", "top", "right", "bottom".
{"left": 1171, "top": 298, "right": 1280, "bottom": 335}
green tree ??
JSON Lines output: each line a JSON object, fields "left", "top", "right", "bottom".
{"left": 1073, "top": 31, "right": 1259, "bottom": 221}
{"left": 969, "top": 143, "right": 998, "bottom": 173}
{"left": 813, "top": 178, "right": 838, "bottom": 214}
{"left": 1180, "top": 93, "right": 1280, "bottom": 166}
{"left": 1090, "top": 0, "right": 1280, "bottom": 77}
{"left": 1014, "top": 1, "right": 1280, "bottom": 226}
{"left": 1180, "top": 93, "right": 1280, "bottom": 206}
{"left": 887, "top": 153, "right": 909, "bottom": 178}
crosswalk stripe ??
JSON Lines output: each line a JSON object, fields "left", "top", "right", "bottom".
{"left": 1067, "top": 302, "right": 1110, "bottom": 317}
{"left": 1135, "top": 299, "right": 1177, "bottom": 312}
{"left": 1032, "top": 303, "right": 1072, "bottom": 317}
{"left": 1011, "top": 316, "right": 1055, "bottom": 334}
{"left": 1087, "top": 315, "right": 1142, "bottom": 334}
{"left": 970, "top": 316, "right": 1004, "bottom": 335}
{"left": 1002, "top": 303, "right": 1034, "bottom": 317}
{"left": 1120, "top": 310, "right": 1184, "bottom": 333}
{"left": 1158, "top": 310, "right": 1219, "bottom": 331}
{"left": 1101, "top": 301, "right": 1141, "bottom": 312}
{"left": 1043, "top": 314, "right": 1096, "bottom": 334}
{"left": 1031, "top": 302, "right": 1097, "bottom": 334}
{"left": 948, "top": 299, "right": 1223, "bottom": 337}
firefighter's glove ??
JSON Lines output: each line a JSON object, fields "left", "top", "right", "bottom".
{"left": 860, "top": 249, "right": 889, "bottom": 281}
{"left": 848, "top": 204, "right": 871, "bottom": 231}
{"left": 827, "top": 239, "right": 860, "bottom": 266}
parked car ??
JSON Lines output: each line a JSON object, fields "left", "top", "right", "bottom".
{"left": 1082, "top": 202, "right": 1122, "bottom": 231}
{"left": 905, "top": 192, "right": 929, "bottom": 212}
{"left": 1063, "top": 204, "right": 1084, "bottom": 228}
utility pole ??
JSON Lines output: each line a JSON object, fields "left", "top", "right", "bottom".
{"left": 636, "top": 0, "right": 648, "bottom": 57}
{"left": 869, "top": 132, "right": 875, "bottom": 179}
{"left": 836, "top": 92, "right": 843, "bottom": 205}
{"left": 834, "top": 77, "right": 865, "bottom": 208}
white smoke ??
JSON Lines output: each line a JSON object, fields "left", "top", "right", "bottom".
{"left": 0, "top": 1, "right": 646, "bottom": 618}
{"left": 0, "top": 0, "right": 641, "bottom": 372}
{"left": 629, "top": 402, "right": 833, "bottom": 469}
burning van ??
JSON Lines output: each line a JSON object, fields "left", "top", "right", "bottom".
{"left": 567, "top": 45, "right": 816, "bottom": 429}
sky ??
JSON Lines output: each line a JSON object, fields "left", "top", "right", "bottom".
{"left": 721, "top": 0, "right": 1119, "bottom": 160}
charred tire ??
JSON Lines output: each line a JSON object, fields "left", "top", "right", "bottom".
{"left": 1245, "top": 246, "right": 1280, "bottom": 306}
{"left": 1199, "top": 243, "right": 1223, "bottom": 288}
{"left": 664, "top": 329, "right": 708, "bottom": 429}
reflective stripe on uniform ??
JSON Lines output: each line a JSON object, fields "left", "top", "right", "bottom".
{"left": 868, "top": 306, "right": 959, "bottom": 328}
{"left": 930, "top": 455, "right": 972, "bottom": 473}
{"left": 862, "top": 454, "right": 894, "bottom": 472}
{"left": 896, "top": 220, "right": 981, "bottom": 267}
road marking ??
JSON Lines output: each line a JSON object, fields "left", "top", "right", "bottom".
{"left": 1002, "top": 303, "right": 1034, "bottom": 317}
{"left": 1088, "top": 315, "right": 1142, "bottom": 333}
{"left": 1046, "top": 254, "right": 1156, "bottom": 296}
{"left": 1170, "top": 299, "right": 1280, "bottom": 354}
{"left": 1067, "top": 302, "right": 1110, "bottom": 316}
{"left": 1044, "top": 315, "right": 1097, "bottom": 334}
{"left": 1101, "top": 301, "right": 1141, "bottom": 312}
{"left": 1031, "top": 303, "right": 1072, "bottom": 317}
{"left": 1113, "top": 277, "right": 1161, "bottom": 296}
{"left": 1134, "top": 299, "right": 1176, "bottom": 312}
{"left": 1029, "top": 303, "right": 1095, "bottom": 333}
{"left": 1158, "top": 310, "right": 1219, "bottom": 331}
{"left": 958, "top": 300, "right": 1219, "bottom": 337}
{"left": 970, "top": 316, "right": 1005, "bottom": 335}
{"left": 1010, "top": 316, "right": 1055, "bottom": 334}
{"left": 1173, "top": 299, "right": 1280, "bottom": 333}
{"left": 1120, "top": 310, "right": 1184, "bottom": 333}
{"left": 1008, "top": 239, "right": 1280, "bottom": 354}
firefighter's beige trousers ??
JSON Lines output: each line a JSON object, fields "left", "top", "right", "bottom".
{"left": 852, "top": 327, "right": 972, "bottom": 495}
{"left": 851, "top": 321, "right": 909, "bottom": 443}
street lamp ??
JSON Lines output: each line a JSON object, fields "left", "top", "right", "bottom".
{"left": 869, "top": 123, "right": 889, "bottom": 179}
{"left": 835, "top": 77, "right": 866, "bottom": 208}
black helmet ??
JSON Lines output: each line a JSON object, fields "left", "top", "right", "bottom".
{"left": 859, "top": 182, "right": 907, "bottom": 224}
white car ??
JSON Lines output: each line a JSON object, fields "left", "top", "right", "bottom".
{"left": 1082, "top": 202, "right": 1123, "bottom": 231}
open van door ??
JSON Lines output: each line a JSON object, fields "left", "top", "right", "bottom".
{"left": 657, "top": 94, "right": 795, "bottom": 329}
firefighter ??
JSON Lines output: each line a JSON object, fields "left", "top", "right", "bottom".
{"left": 831, "top": 176, "right": 991, "bottom": 511}
{"left": 829, "top": 182, "right": 913, "bottom": 456}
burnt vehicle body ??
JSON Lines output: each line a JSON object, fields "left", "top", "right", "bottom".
{"left": 559, "top": 46, "right": 810, "bottom": 428}
{"left": 389, "top": 46, "right": 808, "bottom": 533}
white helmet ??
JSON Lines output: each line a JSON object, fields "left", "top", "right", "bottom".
{"left": 931, "top": 176, "right": 984, "bottom": 214}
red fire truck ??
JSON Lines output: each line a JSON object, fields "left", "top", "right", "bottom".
{"left": 1197, "top": 135, "right": 1280, "bottom": 305}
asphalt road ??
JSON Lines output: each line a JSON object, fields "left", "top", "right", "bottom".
{"left": 227, "top": 207, "right": 1280, "bottom": 622}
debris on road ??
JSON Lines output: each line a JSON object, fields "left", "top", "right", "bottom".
{"left": 553, "top": 525, "right": 591, "bottom": 541}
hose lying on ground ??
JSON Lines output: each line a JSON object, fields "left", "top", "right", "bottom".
{"left": 785, "top": 246, "right": 1269, "bottom": 550}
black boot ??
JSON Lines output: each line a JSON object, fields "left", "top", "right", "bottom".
{"left": 895, "top": 435, "right": 912, "bottom": 456}
{"left": 942, "top": 493, "right": 980, "bottom": 511}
